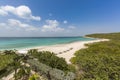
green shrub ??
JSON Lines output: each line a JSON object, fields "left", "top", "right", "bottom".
{"left": 71, "top": 33, "right": 120, "bottom": 80}
{"left": 28, "top": 50, "right": 69, "bottom": 71}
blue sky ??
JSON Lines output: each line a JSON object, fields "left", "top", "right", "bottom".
{"left": 0, "top": 0, "right": 120, "bottom": 37}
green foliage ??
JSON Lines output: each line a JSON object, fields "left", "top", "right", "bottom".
{"left": 71, "top": 33, "right": 120, "bottom": 80}
{"left": 29, "top": 74, "right": 39, "bottom": 80}
{"left": 27, "top": 59, "right": 76, "bottom": 80}
{"left": 28, "top": 49, "right": 76, "bottom": 79}
{"left": 86, "top": 32, "right": 120, "bottom": 40}
{"left": 67, "top": 64, "right": 76, "bottom": 72}
{"left": 0, "top": 50, "right": 31, "bottom": 80}
{"left": 15, "top": 66, "right": 31, "bottom": 80}
{"left": 0, "top": 54, "right": 16, "bottom": 70}
{"left": 28, "top": 49, "right": 69, "bottom": 71}
{"left": 0, "top": 50, "right": 18, "bottom": 78}
{"left": 0, "top": 49, "right": 75, "bottom": 79}
{"left": 0, "top": 50, "right": 17, "bottom": 70}
{"left": 12, "top": 54, "right": 31, "bottom": 80}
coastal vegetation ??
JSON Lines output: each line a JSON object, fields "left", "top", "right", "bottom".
{"left": 0, "top": 50, "right": 18, "bottom": 78}
{"left": 86, "top": 32, "right": 120, "bottom": 40}
{"left": 71, "top": 32, "right": 120, "bottom": 80}
{"left": 28, "top": 49, "right": 75, "bottom": 72}
{"left": 0, "top": 49, "right": 75, "bottom": 80}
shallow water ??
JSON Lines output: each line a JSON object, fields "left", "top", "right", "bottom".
{"left": 0, "top": 37, "right": 95, "bottom": 50}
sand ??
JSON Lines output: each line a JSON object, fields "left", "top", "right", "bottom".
{"left": 18, "top": 39, "right": 109, "bottom": 64}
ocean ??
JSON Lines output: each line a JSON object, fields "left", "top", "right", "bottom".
{"left": 0, "top": 37, "right": 95, "bottom": 50}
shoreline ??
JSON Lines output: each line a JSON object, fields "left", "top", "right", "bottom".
{"left": 18, "top": 39, "right": 109, "bottom": 64}
{"left": 0, "top": 37, "right": 96, "bottom": 51}
{"left": 17, "top": 38, "right": 96, "bottom": 51}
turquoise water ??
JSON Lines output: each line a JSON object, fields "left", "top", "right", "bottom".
{"left": 0, "top": 37, "right": 95, "bottom": 50}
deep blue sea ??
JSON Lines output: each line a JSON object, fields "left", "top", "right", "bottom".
{"left": 0, "top": 37, "right": 95, "bottom": 50}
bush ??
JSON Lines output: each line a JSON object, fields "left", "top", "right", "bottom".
{"left": 27, "top": 59, "right": 76, "bottom": 80}
{"left": 28, "top": 50, "right": 69, "bottom": 71}
{"left": 71, "top": 33, "right": 120, "bottom": 80}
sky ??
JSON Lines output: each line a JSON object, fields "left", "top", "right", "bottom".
{"left": 0, "top": 0, "right": 120, "bottom": 37}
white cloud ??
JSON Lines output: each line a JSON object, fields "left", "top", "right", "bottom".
{"left": 0, "top": 17, "right": 78, "bottom": 36}
{"left": 0, "top": 5, "right": 41, "bottom": 21}
{"left": 0, "top": 23, "right": 6, "bottom": 26}
{"left": 0, "top": 9, "right": 8, "bottom": 16}
{"left": 0, "top": 19, "right": 37, "bottom": 31}
{"left": 63, "top": 20, "right": 68, "bottom": 24}
{"left": 41, "top": 20, "right": 64, "bottom": 32}
{"left": 0, "top": 19, "right": 66, "bottom": 32}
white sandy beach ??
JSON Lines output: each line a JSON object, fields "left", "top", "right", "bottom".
{"left": 18, "top": 39, "right": 109, "bottom": 64}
